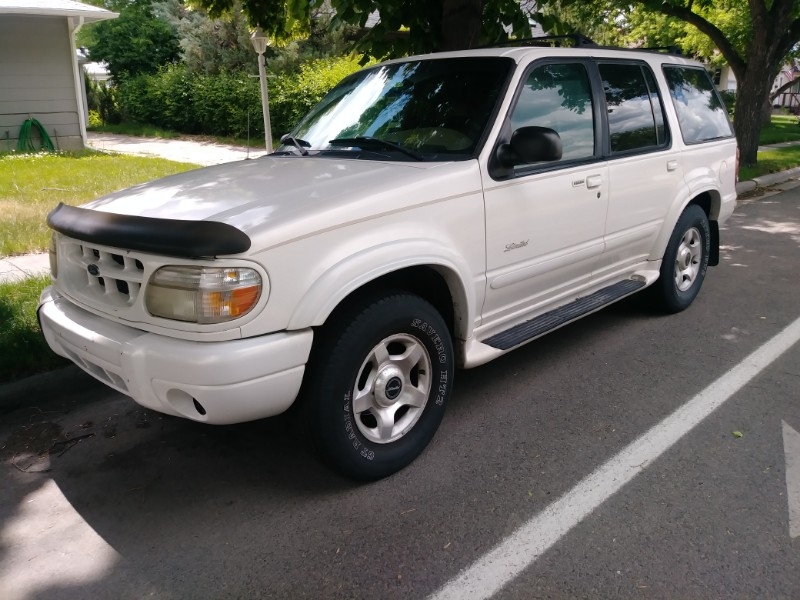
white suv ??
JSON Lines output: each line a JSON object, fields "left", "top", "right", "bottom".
{"left": 39, "top": 45, "right": 737, "bottom": 479}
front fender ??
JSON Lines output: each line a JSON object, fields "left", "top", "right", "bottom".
{"left": 287, "top": 239, "right": 478, "bottom": 340}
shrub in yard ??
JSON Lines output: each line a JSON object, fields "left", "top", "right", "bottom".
{"left": 113, "top": 55, "right": 365, "bottom": 140}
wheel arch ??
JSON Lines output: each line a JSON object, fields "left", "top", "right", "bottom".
{"left": 287, "top": 244, "right": 476, "bottom": 344}
{"left": 650, "top": 187, "right": 720, "bottom": 265}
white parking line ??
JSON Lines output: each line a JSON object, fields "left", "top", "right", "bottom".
{"left": 430, "top": 315, "right": 800, "bottom": 600}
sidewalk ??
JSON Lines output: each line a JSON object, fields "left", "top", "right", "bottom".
{"left": 0, "top": 253, "right": 50, "bottom": 283}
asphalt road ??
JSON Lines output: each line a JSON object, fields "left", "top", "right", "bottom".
{"left": 1, "top": 183, "right": 799, "bottom": 599}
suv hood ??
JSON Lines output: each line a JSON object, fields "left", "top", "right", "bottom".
{"left": 85, "top": 156, "right": 481, "bottom": 251}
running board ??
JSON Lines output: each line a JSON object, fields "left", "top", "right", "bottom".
{"left": 484, "top": 279, "right": 646, "bottom": 350}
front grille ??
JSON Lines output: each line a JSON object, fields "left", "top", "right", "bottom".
{"left": 58, "top": 238, "right": 146, "bottom": 310}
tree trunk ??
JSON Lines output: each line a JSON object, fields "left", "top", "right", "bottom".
{"left": 734, "top": 66, "right": 776, "bottom": 167}
{"left": 762, "top": 96, "right": 774, "bottom": 126}
{"left": 440, "top": 0, "right": 483, "bottom": 51}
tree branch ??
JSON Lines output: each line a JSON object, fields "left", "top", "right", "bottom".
{"left": 770, "top": 73, "right": 799, "bottom": 102}
{"left": 657, "top": 2, "right": 746, "bottom": 77}
{"left": 776, "top": 17, "right": 800, "bottom": 61}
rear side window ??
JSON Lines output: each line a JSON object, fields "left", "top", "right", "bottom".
{"left": 662, "top": 65, "right": 733, "bottom": 144}
{"left": 599, "top": 63, "right": 668, "bottom": 153}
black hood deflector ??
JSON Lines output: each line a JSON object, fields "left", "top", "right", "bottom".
{"left": 47, "top": 203, "right": 251, "bottom": 258}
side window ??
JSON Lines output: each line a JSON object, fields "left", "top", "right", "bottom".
{"left": 599, "top": 62, "right": 668, "bottom": 153}
{"left": 662, "top": 65, "right": 734, "bottom": 144}
{"left": 510, "top": 62, "right": 595, "bottom": 162}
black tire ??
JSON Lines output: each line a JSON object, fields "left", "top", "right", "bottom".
{"left": 304, "top": 293, "right": 454, "bottom": 480}
{"left": 648, "top": 204, "right": 710, "bottom": 313}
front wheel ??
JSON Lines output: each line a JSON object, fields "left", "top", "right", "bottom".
{"left": 304, "top": 293, "right": 454, "bottom": 480}
{"left": 648, "top": 204, "right": 710, "bottom": 313}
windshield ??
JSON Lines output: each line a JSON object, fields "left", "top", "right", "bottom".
{"left": 276, "top": 57, "right": 515, "bottom": 161}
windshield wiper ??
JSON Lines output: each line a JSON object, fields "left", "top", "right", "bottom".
{"left": 328, "top": 137, "right": 424, "bottom": 161}
{"left": 279, "top": 135, "right": 311, "bottom": 156}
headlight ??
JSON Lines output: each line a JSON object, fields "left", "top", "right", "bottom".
{"left": 48, "top": 233, "right": 58, "bottom": 279}
{"left": 145, "top": 266, "right": 263, "bottom": 324}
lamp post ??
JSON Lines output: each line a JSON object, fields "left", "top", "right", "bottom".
{"left": 250, "top": 27, "right": 273, "bottom": 153}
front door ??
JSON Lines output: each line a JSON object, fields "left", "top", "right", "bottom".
{"left": 481, "top": 61, "right": 609, "bottom": 335}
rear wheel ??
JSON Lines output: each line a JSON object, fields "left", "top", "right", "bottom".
{"left": 648, "top": 204, "right": 710, "bottom": 313}
{"left": 304, "top": 293, "right": 453, "bottom": 480}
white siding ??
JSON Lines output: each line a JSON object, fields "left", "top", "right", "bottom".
{"left": 0, "top": 14, "right": 82, "bottom": 150}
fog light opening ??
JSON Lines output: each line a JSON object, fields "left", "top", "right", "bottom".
{"left": 165, "top": 388, "right": 208, "bottom": 421}
{"left": 192, "top": 398, "right": 207, "bottom": 416}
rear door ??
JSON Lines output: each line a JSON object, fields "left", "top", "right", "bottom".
{"left": 593, "top": 60, "right": 684, "bottom": 279}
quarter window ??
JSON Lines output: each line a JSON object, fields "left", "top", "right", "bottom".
{"left": 599, "top": 63, "right": 667, "bottom": 153}
{"left": 510, "top": 63, "right": 595, "bottom": 162}
{"left": 663, "top": 65, "right": 734, "bottom": 144}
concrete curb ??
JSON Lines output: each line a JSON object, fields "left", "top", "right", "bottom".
{"left": 736, "top": 166, "right": 800, "bottom": 195}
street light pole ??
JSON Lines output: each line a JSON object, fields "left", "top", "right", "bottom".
{"left": 250, "top": 27, "right": 273, "bottom": 153}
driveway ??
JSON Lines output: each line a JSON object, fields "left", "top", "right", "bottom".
{"left": 87, "top": 132, "right": 268, "bottom": 166}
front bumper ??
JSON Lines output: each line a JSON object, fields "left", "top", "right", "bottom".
{"left": 38, "top": 288, "right": 313, "bottom": 424}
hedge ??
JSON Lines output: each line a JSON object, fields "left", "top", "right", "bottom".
{"left": 115, "top": 56, "right": 365, "bottom": 140}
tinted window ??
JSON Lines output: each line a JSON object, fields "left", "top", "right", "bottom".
{"left": 599, "top": 63, "right": 666, "bottom": 153}
{"left": 663, "top": 66, "right": 734, "bottom": 143}
{"left": 510, "top": 63, "right": 595, "bottom": 161}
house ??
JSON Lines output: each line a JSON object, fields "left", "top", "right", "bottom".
{"left": 0, "top": 0, "right": 117, "bottom": 152}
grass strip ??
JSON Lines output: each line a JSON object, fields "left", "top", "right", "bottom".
{"left": 739, "top": 145, "right": 800, "bottom": 181}
{"left": 757, "top": 114, "right": 800, "bottom": 145}
{"left": 0, "top": 151, "right": 197, "bottom": 257}
{"left": 0, "top": 275, "right": 67, "bottom": 383}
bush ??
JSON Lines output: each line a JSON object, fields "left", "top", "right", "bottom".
{"left": 85, "top": 75, "right": 122, "bottom": 125}
{"left": 88, "top": 109, "right": 102, "bottom": 129}
{"left": 113, "top": 56, "right": 365, "bottom": 140}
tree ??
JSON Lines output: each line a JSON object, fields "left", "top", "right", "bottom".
{"left": 536, "top": 0, "right": 800, "bottom": 167}
{"left": 87, "top": 0, "right": 181, "bottom": 80}
{"left": 159, "top": 0, "right": 254, "bottom": 75}
{"left": 191, "top": 0, "right": 531, "bottom": 59}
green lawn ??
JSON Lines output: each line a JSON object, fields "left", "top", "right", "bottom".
{"left": 0, "top": 275, "right": 67, "bottom": 383}
{"left": 739, "top": 145, "right": 800, "bottom": 181}
{"left": 757, "top": 113, "right": 800, "bottom": 145}
{"left": 0, "top": 151, "right": 197, "bottom": 257}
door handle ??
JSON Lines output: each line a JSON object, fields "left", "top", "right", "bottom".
{"left": 586, "top": 175, "right": 603, "bottom": 189}
{"left": 667, "top": 160, "right": 679, "bottom": 171}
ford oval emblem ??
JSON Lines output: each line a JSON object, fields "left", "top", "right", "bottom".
{"left": 384, "top": 376, "right": 403, "bottom": 400}
{"left": 87, "top": 264, "right": 100, "bottom": 276}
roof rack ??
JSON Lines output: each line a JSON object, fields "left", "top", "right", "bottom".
{"left": 486, "top": 34, "right": 599, "bottom": 49}
{"left": 486, "top": 35, "right": 684, "bottom": 57}
{"left": 638, "top": 45, "right": 683, "bottom": 56}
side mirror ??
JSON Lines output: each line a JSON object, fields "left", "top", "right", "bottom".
{"left": 496, "top": 126, "right": 562, "bottom": 168}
